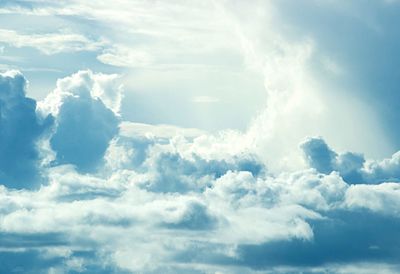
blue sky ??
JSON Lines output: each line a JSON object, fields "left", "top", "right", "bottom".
{"left": 1, "top": 1, "right": 400, "bottom": 273}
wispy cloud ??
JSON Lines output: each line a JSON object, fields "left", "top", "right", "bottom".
{"left": 97, "top": 45, "right": 153, "bottom": 68}
{"left": 192, "top": 96, "right": 220, "bottom": 103}
{"left": 0, "top": 29, "right": 105, "bottom": 54}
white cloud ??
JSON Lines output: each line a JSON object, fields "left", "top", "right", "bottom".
{"left": 0, "top": 29, "right": 105, "bottom": 55}
{"left": 1, "top": 145, "right": 400, "bottom": 272}
{"left": 301, "top": 136, "right": 400, "bottom": 184}
{"left": 97, "top": 45, "right": 153, "bottom": 68}
{"left": 119, "top": 121, "right": 205, "bottom": 139}
{"left": 192, "top": 96, "right": 220, "bottom": 103}
{"left": 345, "top": 183, "right": 400, "bottom": 215}
{"left": 39, "top": 70, "right": 121, "bottom": 172}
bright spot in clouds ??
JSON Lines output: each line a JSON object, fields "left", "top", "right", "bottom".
{"left": 0, "top": 0, "right": 400, "bottom": 273}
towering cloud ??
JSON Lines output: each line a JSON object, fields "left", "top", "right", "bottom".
{"left": 0, "top": 71, "right": 52, "bottom": 189}
{"left": 0, "top": 70, "right": 121, "bottom": 188}
{"left": 40, "top": 70, "right": 121, "bottom": 172}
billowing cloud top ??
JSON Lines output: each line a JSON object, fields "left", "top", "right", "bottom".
{"left": 41, "top": 70, "right": 120, "bottom": 172}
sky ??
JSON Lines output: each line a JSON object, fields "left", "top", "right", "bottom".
{"left": 1, "top": 0, "right": 400, "bottom": 273}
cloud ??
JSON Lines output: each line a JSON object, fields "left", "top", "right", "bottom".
{"left": 236, "top": 210, "right": 400, "bottom": 269}
{"left": 301, "top": 136, "right": 365, "bottom": 183}
{"left": 3, "top": 0, "right": 400, "bottom": 272}
{"left": 162, "top": 200, "right": 217, "bottom": 231}
{"left": 345, "top": 183, "right": 400, "bottom": 215}
{"left": 104, "top": 129, "right": 265, "bottom": 194}
{"left": 144, "top": 151, "right": 263, "bottom": 194}
{"left": 97, "top": 45, "right": 153, "bottom": 68}
{"left": 40, "top": 70, "right": 121, "bottom": 173}
{"left": 0, "top": 0, "right": 397, "bottom": 160}
{"left": 119, "top": 121, "right": 205, "bottom": 139}
{"left": 2, "top": 156, "right": 400, "bottom": 273}
{"left": 0, "top": 70, "right": 121, "bottom": 188}
{"left": 0, "top": 70, "right": 52, "bottom": 189}
{"left": 0, "top": 68, "right": 400, "bottom": 272}
{"left": 301, "top": 136, "right": 338, "bottom": 174}
{"left": 363, "top": 152, "right": 400, "bottom": 183}
{"left": 301, "top": 136, "right": 400, "bottom": 184}
{"left": 0, "top": 156, "right": 399, "bottom": 273}
{"left": 0, "top": 29, "right": 105, "bottom": 55}
{"left": 192, "top": 96, "right": 220, "bottom": 103}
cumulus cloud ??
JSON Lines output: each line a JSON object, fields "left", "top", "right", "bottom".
{"left": 0, "top": 69, "right": 121, "bottom": 187}
{"left": 39, "top": 70, "right": 121, "bottom": 173}
{"left": 301, "top": 136, "right": 338, "bottom": 174}
{"left": 301, "top": 136, "right": 400, "bottom": 184}
{"left": 0, "top": 70, "right": 52, "bottom": 189}
{"left": 142, "top": 151, "right": 264, "bottom": 194}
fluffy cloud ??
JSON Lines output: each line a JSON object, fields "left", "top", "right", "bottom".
{"left": 40, "top": 70, "right": 121, "bottom": 172}
{"left": 2, "top": 157, "right": 400, "bottom": 273}
{"left": 0, "top": 70, "right": 121, "bottom": 188}
{"left": 1, "top": 71, "right": 400, "bottom": 273}
{"left": 301, "top": 136, "right": 400, "bottom": 184}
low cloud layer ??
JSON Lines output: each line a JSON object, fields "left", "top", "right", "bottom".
{"left": 0, "top": 71, "right": 400, "bottom": 273}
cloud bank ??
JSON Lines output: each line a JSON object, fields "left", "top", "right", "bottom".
{"left": 0, "top": 71, "right": 399, "bottom": 273}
